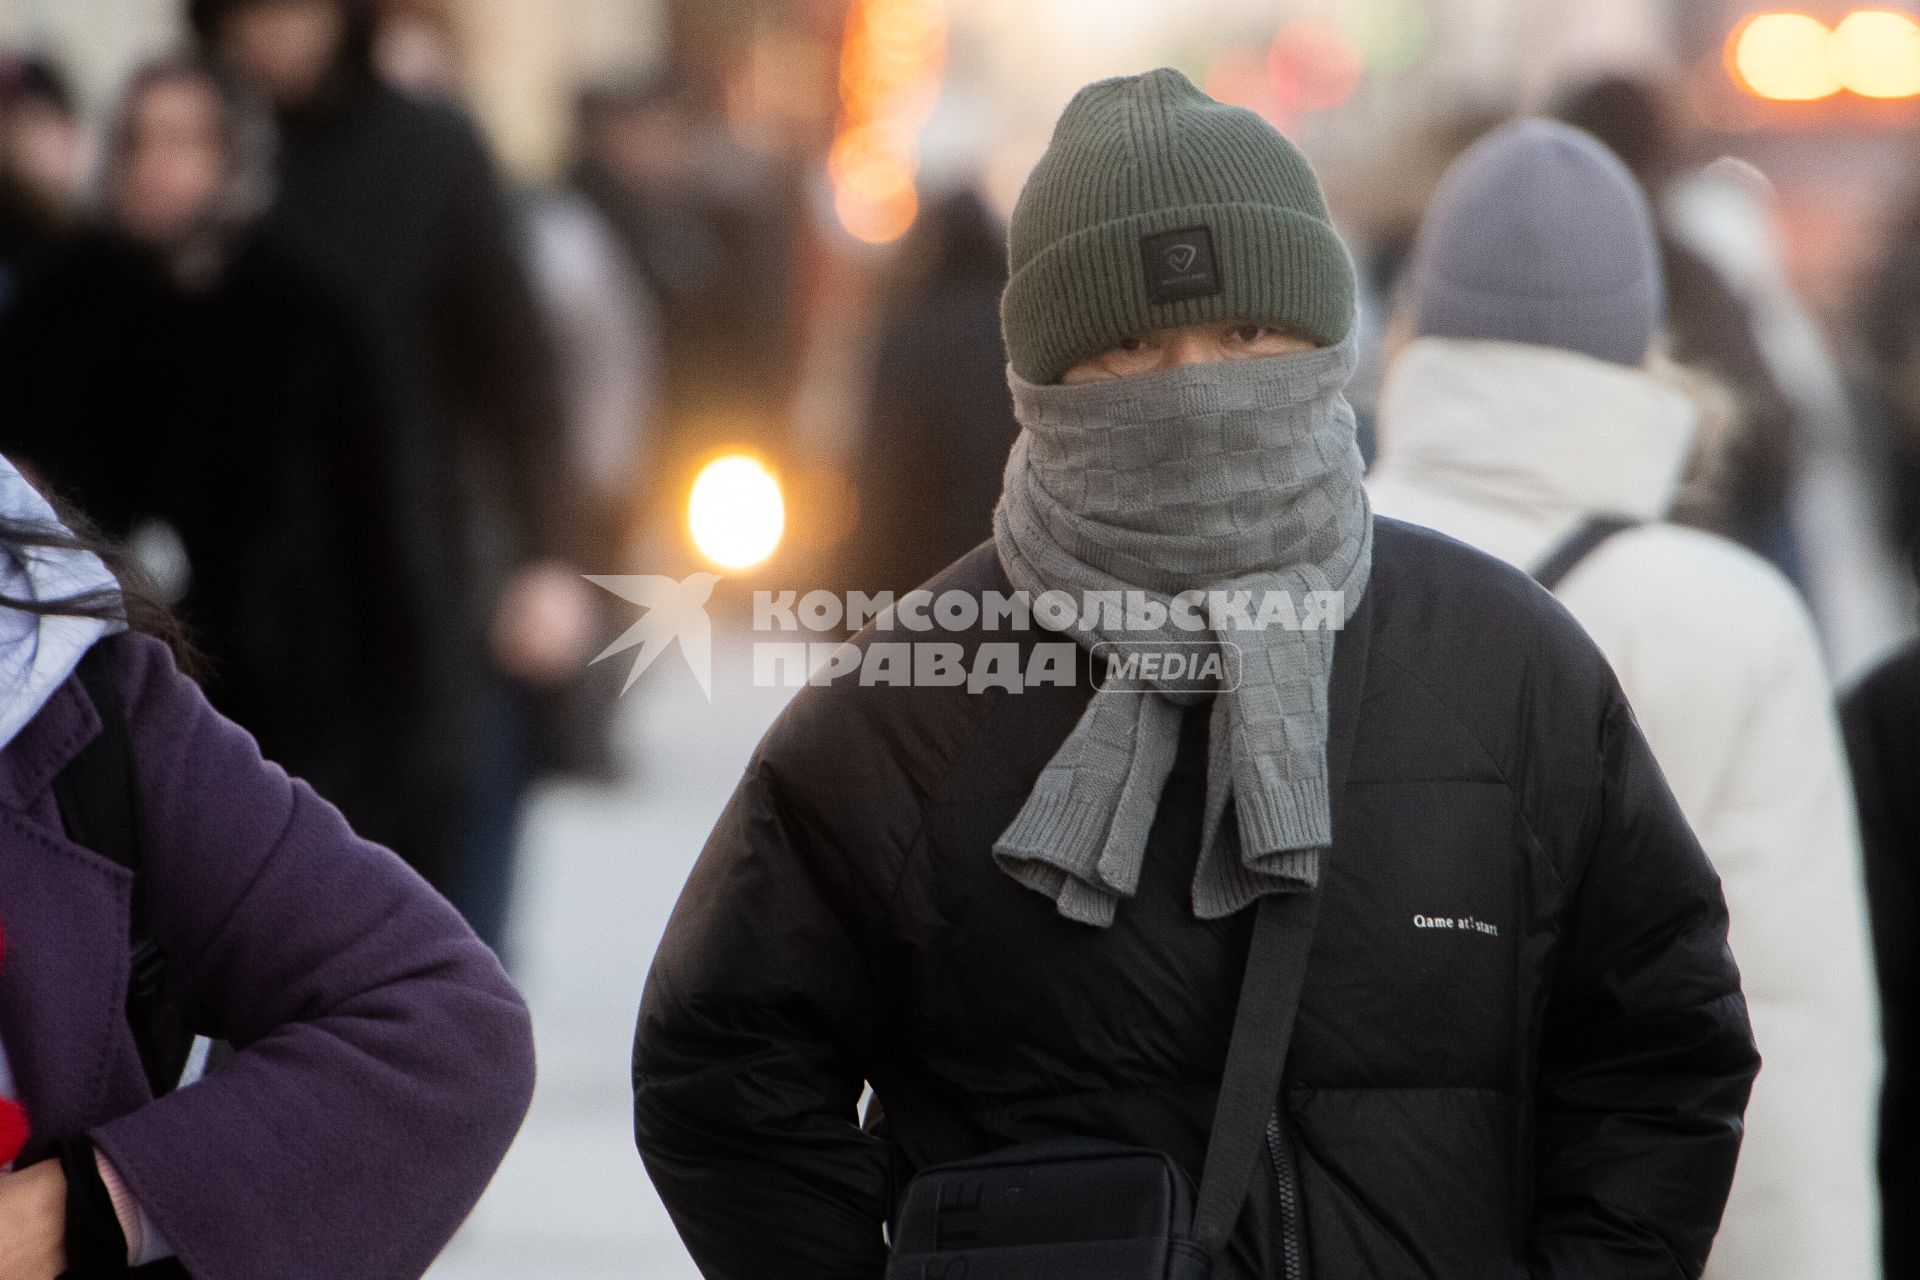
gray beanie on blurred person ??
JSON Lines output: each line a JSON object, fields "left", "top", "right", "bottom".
{"left": 1408, "top": 118, "right": 1663, "bottom": 366}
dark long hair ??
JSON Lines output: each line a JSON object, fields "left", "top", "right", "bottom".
{"left": 0, "top": 501, "right": 198, "bottom": 673}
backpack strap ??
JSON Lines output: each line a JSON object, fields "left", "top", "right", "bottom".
{"left": 52, "top": 638, "right": 191, "bottom": 1098}
{"left": 1531, "top": 516, "right": 1643, "bottom": 592}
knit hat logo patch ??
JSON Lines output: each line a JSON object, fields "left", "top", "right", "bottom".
{"left": 1142, "top": 226, "right": 1221, "bottom": 305}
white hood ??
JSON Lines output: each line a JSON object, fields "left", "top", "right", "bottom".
{"left": 1367, "top": 337, "right": 1696, "bottom": 571}
{"left": 0, "top": 459, "right": 124, "bottom": 753}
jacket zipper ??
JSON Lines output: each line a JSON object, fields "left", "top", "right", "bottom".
{"left": 1267, "top": 1109, "right": 1305, "bottom": 1280}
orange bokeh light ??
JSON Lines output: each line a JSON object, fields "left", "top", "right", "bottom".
{"left": 1830, "top": 10, "right": 1920, "bottom": 98}
{"left": 827, "top": 122, "right": 916, "bottom": 198}
{"left": 1729, "top": 12, "right": 1841, "bottom": 100}
{"left": 1727, "top": 9, "right": 1920, "bottom": 101}
{"left": 836, "top": 183, "right": 920, "bottom": 246}
{"left": 830, "top": 0, "right": 947, "bottom": 244}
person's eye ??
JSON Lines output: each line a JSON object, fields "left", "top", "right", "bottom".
{"left": 1230, "top": 324, "right": 1270, "bottom": 344}
{"left": 1117, "top": 336, "right": 1147, "bottom": 352}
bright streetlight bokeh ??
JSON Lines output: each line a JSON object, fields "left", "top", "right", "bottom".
{"left": 1729, "top": 9, "right": 1920, "bottom": 102}
{"left": 688, "top": 454, "right": 786, "bottom": 570}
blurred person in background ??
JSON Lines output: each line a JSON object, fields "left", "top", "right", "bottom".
{"left": 525, "top": 192, "right": 659, "bottom": 525}
{"left": 570, "top": 72, "right": 801, "bottom": 474}
{"left": 1367, "top": 118, "right": 1880, "bottom": 1280}
{"left": 846, "top": 186, "right": 1017, "bottom": 598}
{"left": 1841, "top": 585, "right": 1920, "bottom": 1278}
{"left": 1556, "top": 75, "right": 1804, "bottom": 581}
{"left": 0, "top": 462, "right": 533, "bottom": 1280}
{"left": 0, "top": 56, "right": 83, "bottom": 313}
{"left": 546, "top": 80, "right": 670, "bottom": 549}
{"left": 523, "top": 144, "right": 665, "bottom": 780}
{"left": 1666, "top": 159, "right": 1910, "bottom": 680}
{"left": 1865, "top": 183, "right": 1920, "bottom": 580}
{"left": 191, "top": 0, "right": 599, "bottom": 953}
{"left": 0, "top": 56, "right": 436, "bottom": 899}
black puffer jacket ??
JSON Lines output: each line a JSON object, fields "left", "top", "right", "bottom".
{"left": 633, "top": 518, "right": 1759, "bottom": 1279}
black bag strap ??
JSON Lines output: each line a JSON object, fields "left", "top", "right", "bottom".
{"left": 1190, "top": 879, "right": 1319, "bottom": 1254}
{"left": 1531, "top": 516, "right": 1642, "bottom": 592}
{"left": 52, "top": 638, "right": 189, "bottom": 1098}
{"left": 1191, "top": 577, "right": 1371, "bottom": 1258}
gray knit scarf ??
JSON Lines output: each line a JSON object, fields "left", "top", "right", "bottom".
{"left": 992, "top": 334, "right": 1372, "bottom": 926}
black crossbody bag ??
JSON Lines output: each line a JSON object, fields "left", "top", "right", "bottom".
{"left": 883, "top": 885, "right": 1320, "bottom": 1279}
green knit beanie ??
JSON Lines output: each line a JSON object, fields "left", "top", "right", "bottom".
{"left": 1003, "top": 68, "right": 1355, "bottom": 385}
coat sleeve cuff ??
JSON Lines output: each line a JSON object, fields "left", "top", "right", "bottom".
{"left": 94, "top": 1149, "right": 174, "bottom": 1266}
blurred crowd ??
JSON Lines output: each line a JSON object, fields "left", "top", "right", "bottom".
{"left": 2, "top": 0, "right": 1920, "bottom": 1270}
{"left": 0, "top": 0, "right": 1023, "bottom": 967}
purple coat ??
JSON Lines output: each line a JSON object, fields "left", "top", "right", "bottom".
{"left": 0, "top": 633, "right": 535, "bottom": 1278}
